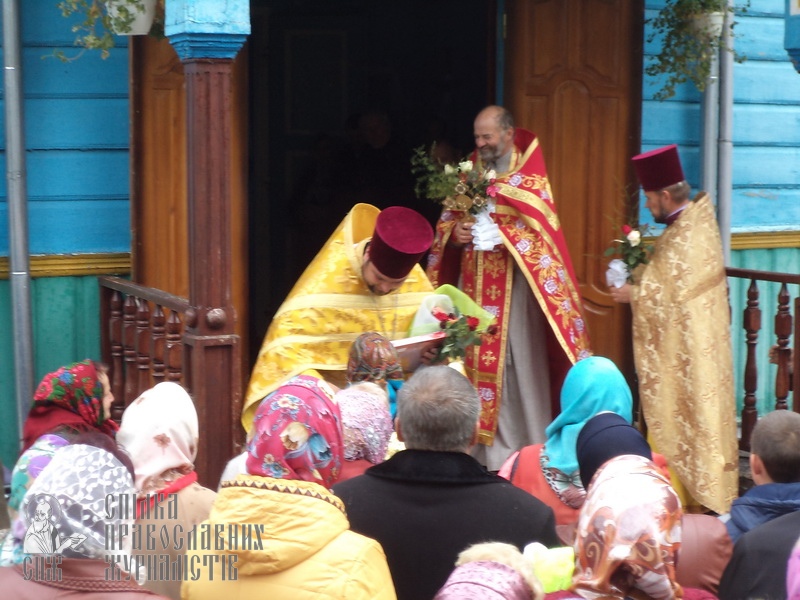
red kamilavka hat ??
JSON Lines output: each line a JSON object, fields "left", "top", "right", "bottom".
{"left": 631, "top": 144, "right": 686, "bottom": 192}
{"left": 369, "top": 206, "right": 434, "bottom": 279}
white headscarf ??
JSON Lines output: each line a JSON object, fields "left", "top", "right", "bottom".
{"left": 117, "top": 382, "right": 199, "bottom": 493}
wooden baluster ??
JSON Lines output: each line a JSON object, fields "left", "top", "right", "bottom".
{"left": 775, "top": 283, "right": 792, "bottom": 411}
{"left": 151, "top": 304, "right": 167, "bottom": 385}
{"left": 165, "top": 310, "right": 184, "bottom": 384}
{"left": 123, "top": 295, "right": 138, "bottom": 406}
{"left": 136, "top": 298, "right": 152, "bottom": 398}
{"left": 108, "top": 290, "right": 125, "bottom": 422}
{"left": 740, "top": 279, "right": 761, "bottom": 452}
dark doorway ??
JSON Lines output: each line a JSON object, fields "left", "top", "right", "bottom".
{"left": 247, "top": 0, "right": 494, "bottom": 364}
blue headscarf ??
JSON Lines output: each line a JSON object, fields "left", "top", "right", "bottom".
{"left": 542, "top": 356, "right": 633, "bottom": 475}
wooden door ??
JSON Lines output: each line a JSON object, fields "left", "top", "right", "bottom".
{"left": 505, "top": 0, "right": 644, "bottom": 376}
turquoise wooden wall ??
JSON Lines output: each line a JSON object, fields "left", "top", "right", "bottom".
{"left": 0, "top": 277, "right": 103, "bottom": 467}
{"left": 643, "top": 0, "right": 800, "bottom": 232}
{"left": 0, "top": 1, "right": 130, "bottom": 468}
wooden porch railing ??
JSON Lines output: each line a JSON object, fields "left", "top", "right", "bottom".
{"left": 726, "top": 267, "right": 800, "bottom": 451}
{"left": 99, "top": 276, "right": 242, "bottom": 487}
{"left": 99, "top": 269, "right": 798, "bottom": 478}
{"left": 99, "top": 276, "right": 191, "bottom": 418}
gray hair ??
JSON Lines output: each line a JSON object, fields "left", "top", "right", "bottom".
{"left": 396, "top": 365, "right": 480, "bottom": 452}
{"left": 497, "top": 106, "right": 514, "bottom": 132}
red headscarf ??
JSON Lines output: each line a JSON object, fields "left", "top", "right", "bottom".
{"left": 22, "top": 359, "right": 118, "bottom": 452}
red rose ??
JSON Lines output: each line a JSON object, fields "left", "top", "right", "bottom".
{"left": 431, "top": 307, "right": 450, "bottom": 322}
{"left": 466, "top": 316, "right": 480, "bottom": 330}
{"left": 486, "top": 325, "right": 498, "bottom": 336}
{"left": 621, "top": 224, "right": 633, "bottom": 235}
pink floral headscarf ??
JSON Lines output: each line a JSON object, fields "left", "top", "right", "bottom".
{"left": 246, "top": 374, "right": 343, "bottom": 488}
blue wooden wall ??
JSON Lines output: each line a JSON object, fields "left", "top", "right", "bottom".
{"left": 0, "top": 1, "right": 131, "bottom": 468}
{"left": 643, "top": 0, "right": 800, "bottom": 232}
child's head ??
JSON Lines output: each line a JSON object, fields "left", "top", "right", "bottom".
{"left": 750, "top": 410, "right": 800, "bottom": 484}
{"left": 434, "top": 542, "right": 544, "bottom": 600}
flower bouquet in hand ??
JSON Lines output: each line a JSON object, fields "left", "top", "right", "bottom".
{"left": 604, "top": 224, "right": 652, "bottom": 287}
{"left": 411, "top": 145, "right": 499, "bottom": 216}
{"left": 408, "top": 284, "right": 497, "bottom": 363}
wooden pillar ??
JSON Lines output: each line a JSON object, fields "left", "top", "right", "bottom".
{"left": 167, "top": 0, "right": 249, "bottom": 487}
{"left": 181, "top": 59, "right": 241, "bottom": 486}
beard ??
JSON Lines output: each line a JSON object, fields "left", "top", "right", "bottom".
{"left": 367, "top": 283, "right": 391, "bottom": 296}
{"left": 32, "top": 517, "right": 48, "bottom": 533}
{"left": 478, "top": 145, "right": 500, "bottom": 163}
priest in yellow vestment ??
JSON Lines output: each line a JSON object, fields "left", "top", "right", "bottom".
{"left": 242, "top": 204, "right": 434, "bottom": 432}
{"left": 610, "top": 144, "right": 738, "bottom": 515}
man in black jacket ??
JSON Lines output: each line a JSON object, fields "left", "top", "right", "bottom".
{"left": 332, "top": 365, "right": 559, "bottom": 600}
{"left": 718, "top": 509, "right": 800, "bottom": 600}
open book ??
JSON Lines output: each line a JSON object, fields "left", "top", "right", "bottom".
{"left": 391, "top": 330, "right": 446, "bottom": 373}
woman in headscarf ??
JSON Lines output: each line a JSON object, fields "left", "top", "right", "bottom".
{"left": 21, "top": 359, "right": 117, "bottom": 453}
{"left": 116, "top": 382, "right": 216, "bottom": 600}
{"left": 571, "top": 413, "right": 682, "bottom": 600}
{"left": 183, "top": 373, "right": 396, "bottom": 599}
{"left": 347, "top": 330, "right": 405, "bottom": 418}
{"left": 0, "top": 433, "right": 70, "bottom": 566}
{"left": 499, "top": 356, "right": 632, "bottom": 527}
{"left": 0, "top": 443, "right": 168, "bottom": 599}
{"left": 335, "top": 382, "right": 394, "bottom": 481}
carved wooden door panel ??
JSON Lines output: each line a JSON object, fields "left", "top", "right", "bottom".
{"left": 130, "top": 36, "right": 250, "bottom": 387}
{"left": 131, "top": 37, "right": 188, "bottom": 297}
{"left": 505, "top": 0, "right": 644, "bottom": 376}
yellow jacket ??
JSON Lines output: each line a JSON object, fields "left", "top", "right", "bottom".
{"left": 242, "top": 203, "right": 433, "bottom": 432}
{"left": 181, "top": 475, "right": 396, "bottom": 600}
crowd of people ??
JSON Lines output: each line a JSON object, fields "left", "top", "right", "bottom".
{"left": 3, "top": 105, "right": 800, "bottom": 599}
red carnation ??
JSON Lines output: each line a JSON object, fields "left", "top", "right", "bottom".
{"left": 621, "top": 224, "right": 633, "bottom": 235}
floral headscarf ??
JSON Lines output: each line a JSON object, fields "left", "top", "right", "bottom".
{"left": 22, "top": 359, "right": 118, "bottom": 451}
{"left": 246, "top": 374, "right": 343, "bottom": 488}
{"left": 0, "top": 433, "right": 70, "bottom": 566}
{"left": 117, "top": 382, "right": 199, "bottom": 494}
{"left": 572, "top": 455, "right": 682, "bottom": 598}
{"left": 347, "top": 331, "right": 404, "bottom": 385}
{"left": 21, "top": 444, "right": 135, "bottom": 560}
{"left": 336, "top": 382, "right": 394, "bottom": 464}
